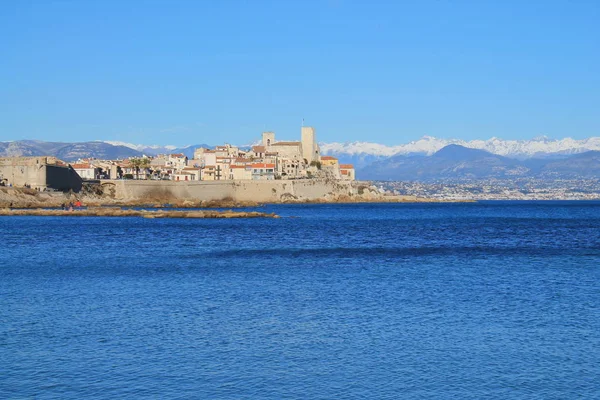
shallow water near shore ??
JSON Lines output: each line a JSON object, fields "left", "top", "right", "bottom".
{"left": 1, "top": 201, "right": 599, "bottom": 399}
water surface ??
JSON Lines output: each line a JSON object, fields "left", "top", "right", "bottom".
{"left": 1, "top": 202, "right": 599, "bottom": 398}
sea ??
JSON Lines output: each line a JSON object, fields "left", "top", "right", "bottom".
{"left": 1, "top": 201, "right": 599, "bottom": 399}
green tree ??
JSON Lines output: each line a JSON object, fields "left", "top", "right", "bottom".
{"left": 129, "top": 157, "right": 150, "bottom": 180}
{"left": 129, "top": 158, "right": 142, "bottom": 180}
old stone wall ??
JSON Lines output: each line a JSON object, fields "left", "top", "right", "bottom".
{"left": 0, "top": 157, "right": 82, "bottom": 191}
{"left": 0, "top": 158, "right": 48, "bottom": 189}
{"left": 46, "top": 165, "right": 83, "bottom": 191}
{"left": 107, "top": 179, "right": 358, "bottom": 202}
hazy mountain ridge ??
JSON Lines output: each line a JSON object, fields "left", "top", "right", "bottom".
{"left": 0, "top": 140, "right": 143, "bottom": 161}
{"left": 103, "top": 141, "right": 178, "bottom": 154}
{"left": 0, "top": 140, "right": 213, "bottom": 161}
{"left": 2, "top": 138, "right": 600, "bottom": 180}
{"left": 360, "top": 145, "right": 600, "bottom": 181}
{"left": 103, "top": 141, "right": 213, "bottom": 158}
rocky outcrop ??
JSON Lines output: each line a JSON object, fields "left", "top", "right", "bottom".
{"left": 0, "top": 208, "right": 279, "bottom": 219}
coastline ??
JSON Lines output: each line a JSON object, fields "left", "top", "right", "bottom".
{"left": 0, "top": 207, "right": 279, "bottom": 219}
{"left": 0, "top": 182, "right": 472, "bottom": 210}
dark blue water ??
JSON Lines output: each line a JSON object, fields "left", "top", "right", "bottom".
{"left": 1, "top": 202, "right": 599, "bottom": 399}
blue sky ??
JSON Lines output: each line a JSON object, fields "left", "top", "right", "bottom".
{"left": 1, "top": 0, "right": 598, "bottom": 146}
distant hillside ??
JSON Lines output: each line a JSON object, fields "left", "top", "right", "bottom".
{"left": 0, "top": 140, "right": 143, "bottom": 161}
{"left": 103, "top": 141, "right": 212, "bottom": 158}
{"left": 359, "top": 145, "right": 600, "bottom": 181}
{"left": 533, "top": 151, "right": 600, "bottom": 179}
{"left": 168, "top": 144, "right": 212, "bottom": 159}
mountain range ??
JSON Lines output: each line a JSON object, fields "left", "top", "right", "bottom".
{"left": 360, "top": 145, "right": 600, "bottom": 181}
{"left": 0, "top": 140, "right": 209, "bottom": 161}
{"left": 320, "top": 136, "right": 600, "bottom": 169}
{"left": 102, "top": 141, "right": 209, "bottom": 159}
{"left": 2, "top": 136, "right": 600, "bottom": 181}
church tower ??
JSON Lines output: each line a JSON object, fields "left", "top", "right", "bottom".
{"left": 262, "top": 131, "right": 275, "bottom": 148}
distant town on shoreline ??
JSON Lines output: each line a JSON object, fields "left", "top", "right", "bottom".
{"left": 0, "top": 127, "right": 356, "bottom": 198}
{"left": 1, "top": 130, "right": 600, "bottom": 201}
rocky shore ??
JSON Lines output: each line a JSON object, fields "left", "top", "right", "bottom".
{"left": 0, "top": 185, "right": 466, "bottom": 209}
{"left": 0, "top": 207, "right": 279, "bottom": 219}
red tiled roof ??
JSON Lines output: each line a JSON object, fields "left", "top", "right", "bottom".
{"left": 339, "top": 164, "right": 354, "bottom": 169}
{"left": 252, "top": 146, "right": 266, "bottom": 152}
{"left": 321, "top": 156, "right": 338, "bottom": 161}
{"left": 251, "top": 163, "right": 275, "bottom": 168}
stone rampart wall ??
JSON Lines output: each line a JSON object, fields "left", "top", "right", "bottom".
{"left": 107, "top": 179, "right": 358, "bottom": 202}
{"left": 46, "top": 165, "right": 83, "bottom": 191}
{"left": 0, "top": 162, "right": 47, "bottom": 189}
{"left": 0, "top": 157, "right": 82, "bottom": 191}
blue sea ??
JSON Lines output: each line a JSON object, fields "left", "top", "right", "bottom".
{"left": 1, "top": 202, "right": 599, "bottom": 399}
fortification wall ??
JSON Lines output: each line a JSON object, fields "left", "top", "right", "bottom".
{"left": 46, "top": 165, "right": 83, "bottom": 192}
{"left": 107, "top": 179, "right": 358, "bottom": 202}
{"left": 0, "top": 157, "right": 49, "bottom": 189}
{"left": 0, "top": 157, "right": 82, "bottom": 191}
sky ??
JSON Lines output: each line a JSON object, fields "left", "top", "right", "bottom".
{"left": 1, "top": 0, "right": 599, "bottom": 146}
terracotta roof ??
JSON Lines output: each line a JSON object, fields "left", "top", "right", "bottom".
{"left": 251, "top": 163, "right": 275, "bottom": 169}
{"left": 252, "top": 146, "right": 266, "bottom": 152}
{"left": 170, "top": 153, "right": 186, "bottom": 157}
{"left": 341, "top": 170, "right": 349, "bottom": 175}
{"left": 339, "top": 164, "right": 354, "bottom": 169}
{"left": 321, "top": 156, "right": 338, "bottom": 161}
{"left": 72, "top": 164, "right": 92, "bottom": 169}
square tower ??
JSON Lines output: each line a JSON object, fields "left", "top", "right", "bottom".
{"left": 301, "top": 126, "right": 319, "bottom": 163}
{"left": 262, "top": 132, "right": 275, "bottom": 148}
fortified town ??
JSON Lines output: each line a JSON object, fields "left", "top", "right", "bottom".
{"left": 0, "top": 127, "right": 355, "bottom": 192}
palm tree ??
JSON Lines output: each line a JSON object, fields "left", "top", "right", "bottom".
{"left": 130, "top": 158, "right": 142, "bottom": 180}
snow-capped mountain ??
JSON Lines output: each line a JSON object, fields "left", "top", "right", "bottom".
{"left": 359, "top": 144, "right": 600, "bottom": 181}
{"left": 103, "top": 141, "right": 178, "bottom": 155}
{"left": 102, "top": 141, "right": 213, "bottom": 158}
{"left": 321, "top": 136, "right": 600, "bottom": 162}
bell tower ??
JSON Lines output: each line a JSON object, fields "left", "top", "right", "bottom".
{"left": 262, "top": 131, "right": 275, "bottom": 148}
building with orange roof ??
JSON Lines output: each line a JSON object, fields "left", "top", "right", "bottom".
{"left": 71, "top": 163, "right": 99, "bottom": 180}
{"left": 339, "top": 164, "right": 356, "bottom": 180}
{"left": 251, "top": 163, "right": 276, "bottom": 180}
